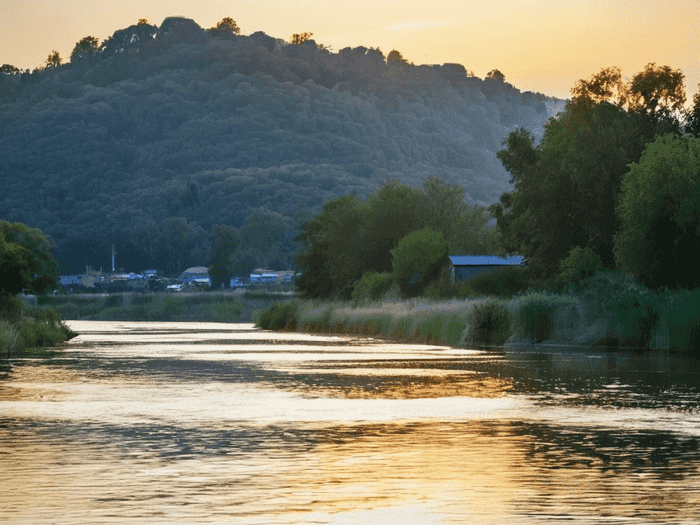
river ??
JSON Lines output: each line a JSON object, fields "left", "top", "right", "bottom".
{"left": 1, "top": 321, "right": 699, "bottom": 524}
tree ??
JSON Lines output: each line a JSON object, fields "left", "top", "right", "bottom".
{"left": 70, "top": 36, "right": 100, "bottom": 63}
{"left": 490, "top": 65, "right": 684, "bottom": 278}
{"left": 684, "top": 87, "right": 700, "bottom": 136}
{"left": 290, "top": 32, "right": 313, "bottom": 45}
{"left": 0, "top": 221, "right": 57, "bottom": 296}
{"left": 210, "top": 17, "right": 241, "bottom": 36}
{"left": 208, "top": 224, "right": 240, "bottom": 287}
{"left": 486, "top": 69, "right": 506, "bottom": 82}
{"left": 0, "top": 64, "right": 21, "bottom": 75}
{"left": 571, "top": 66, "right": 628, "bottom": 108}
{"left": 628, "top": 62, "right": 685, "bottom": 115}
{"left": 615, "top": 133, "right": 700, "bottom": 289}
{"left": 138, "top": 18, "right": 150, "bottom": 25}
{"left": 44, "top": 50, "right": 62, "bottom": 68}
{"left": 387, "top": 50, "right": 408, "bottom": 65}
{"left": 391, "top": 228, "right": 448, "bottom": 298}
{"left": 295, "top": 179, "right": 500, "bottom": 299}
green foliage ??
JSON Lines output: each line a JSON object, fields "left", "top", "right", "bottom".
{"left": 491, "top": 65, "right": 683, "bottom": 278}
{"left": 255, "top": 301, "right": 298, "bottom": 330}
{"left": 0, "top": 221, "right": 57, "bottom": 295}
{"left": 464, "top": 300, "right": 511, "bottom": 346}
{"left": 464, "top": 266, "right": 529, "bottom": 298}
{"left": 556, "top": 246, "right": 602, "bottom": 291}
{"left": 615, "top": 133, "right": 700, "bottom": 289}
{"left": 208, "top": 224, "right": 240, "bottom": 287}
{"left": 296, "top": 179, "right": 499, "bottom": 299}
{"left": 392, "top": 228, "right": 448, "bottom": 298}
{"left": 659, "top": 289, "right": 700, "bottom": 354}
{"left": 512, "top": 292, "right": 578, "bottom": 343}
{"left": 351, "top": 271, "right": 394, "bottom": 302}
{"left": 0, "top": 294, "right": 24, "bottom": 321}
{"left": 578, "top": 270, "right": 662, "bottom": 347}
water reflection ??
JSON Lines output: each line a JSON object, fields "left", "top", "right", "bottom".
{"left": 1, "top": 321, "right": 700, "bottom": 523}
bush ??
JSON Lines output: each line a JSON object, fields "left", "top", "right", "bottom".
{"left": 464, "top": 300, "right": 511, "bottom": 346}
{"left": 392, "top": 228, "right": 448, "bottom": 298}
{"left": 464, "top": 266, "right": 529, "bottom": 298}
{"left": 0, "top": 320, "right": 21, "bottom": 355}
{"left": 255, "top": 301, "right": 298, "bottom": 330}
{"left": 556, "top": 246, "right": 602, "bottom": 292}
{"left": 659, "top": 289, "right": 700, "bottom": 354}
{"left": 512, "top": 292, "right": 579, "bottom": 343}
{"left": 579, "top": 270, "right": 662, "bottom": 347}
{"left": 352, "top": 271, "right": 394, "bottom": 302}
{"left": 0, "top": 294, "right": 24, "bottom": 321}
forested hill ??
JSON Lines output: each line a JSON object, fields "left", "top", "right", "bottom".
{"left": 0, "top": 17, "right": 562, "bottom": 275}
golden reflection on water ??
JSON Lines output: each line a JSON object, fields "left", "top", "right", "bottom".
{"left": 1, "top": 321, "right": 700, "bottom": 524}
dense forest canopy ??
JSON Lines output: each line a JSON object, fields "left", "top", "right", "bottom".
{"left": 0, "top": 17, "right": 558, "bottom": 275}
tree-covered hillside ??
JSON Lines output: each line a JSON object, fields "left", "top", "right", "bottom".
{"left": 0, "top": 17, "right": 559, "bottom": 275}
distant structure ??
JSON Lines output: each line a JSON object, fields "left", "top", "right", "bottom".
{"left": 448, "top": 255, "right": 524, "bottom": 283}
{"left": 178, "top": 266, "right": 210, "bottom": 286}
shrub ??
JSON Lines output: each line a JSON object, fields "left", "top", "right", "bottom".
{"left": 0, "top": 320, "right": 21, "bottom": 355}
{"left": 255, "top": 301, "right": 298, "bottom": 330}
{"left": 556, "top": 246, "right": 602, "bottom": 292}
{"left": 0, "top": 294, "right": 23, "bottom": 321}
{"left": 659, "top": 289, "right": 700, "bottom": 354}
{"left": 352, "top": 271, "right": 394, "bottom": 302}
{"left": 512, "top": 292, "right": 578, "bottom": 343}
{"left": 392, "top": 228, "right": 448, "bottom": 298}
{"left": 464, "top": 300, "right": 511, "bottom": 346}
{"left": 465, "top": 266, "right": 529, "bottom": 298}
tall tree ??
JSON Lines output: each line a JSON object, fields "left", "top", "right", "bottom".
{"left": 486, "top": 69, "right": 506, "bottom": 82}
{"left": 210, "top": 17, "right": 241, "bottom": 35}
{"left": 45, "top": 50, "right": 62, "bottom": 68}
{"left": 208, "top": 224, "right": 240, "bottom": 287}
{"left": 70, "top": 36, "right": 101, "bottom": 63}
{"left": 290, "top": 32, "right": 313, "bottom": 45}
{"left": 615, "top": 133, "right": 700, "bottom": 289}
{"left": 0, "top": 221, "right": 57, "bottom": 295}
{"left": 490, "top": 65, "right": 684, "bottom": 277}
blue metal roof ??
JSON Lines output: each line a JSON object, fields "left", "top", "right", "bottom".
{"left": 448, "top": 255, "right": 525, "bottom": 266}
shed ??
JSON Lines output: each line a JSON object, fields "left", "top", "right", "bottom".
{"left": 448, "top": 255, "right": 525, "bottom": 283}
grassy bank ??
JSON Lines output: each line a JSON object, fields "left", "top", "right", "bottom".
{"left": 0, "top": 305, "right": 77, "bottom": 358}
{"left": 33, "top": 291, "right": 296, "bottom": 323}
{"left": 254, "top": 273, "right": 700, "bottom": 355}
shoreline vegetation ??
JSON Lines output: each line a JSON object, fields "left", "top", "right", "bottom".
{"left": 254, "top": 272, "right": 700, "bottom": 356}
{"left": 0, "top": 300, "right": 77, "bottom": 358}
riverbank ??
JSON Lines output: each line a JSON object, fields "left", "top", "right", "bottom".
{"left": 255, "top": 283, "right": 700, "bottom": 355}
{"left": 0, "top": 306, "right": 77, "bottom": 358}
{"left": 29, "top": 290, "right": 296, "bottom": 323}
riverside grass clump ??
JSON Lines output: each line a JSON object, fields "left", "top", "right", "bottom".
{"left": 511, "top": 292, "right": 580, "bottom": 343}
{"left": 464, "top": 299, "right": 511, "bottom": 346}
{"left": 1, "top": 304, "right": 77, "bottom": 357}
{"left": 256, "top": 298, "right": 491, "bottom": 348}
{"left": 254, "top": 302, "right": 298, "bottom": 330}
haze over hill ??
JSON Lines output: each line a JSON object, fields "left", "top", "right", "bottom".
{"left": 0, "top": 17, "right": 563, "bottom": 275}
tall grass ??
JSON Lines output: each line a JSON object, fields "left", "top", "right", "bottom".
{"left": 36, "top": 293, "right": 244, "bottom": 322}
{"left": 1, "top": 305, "right": 77, "bottom": 357}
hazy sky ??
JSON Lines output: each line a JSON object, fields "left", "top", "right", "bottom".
{"left": 2, "top": 0, "right": 699, "bottom": 101}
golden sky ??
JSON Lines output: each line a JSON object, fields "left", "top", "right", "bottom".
{"left": 2, "top": 0, "right": 699, "bottom": 101}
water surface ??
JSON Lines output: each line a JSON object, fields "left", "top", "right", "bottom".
{"left": 1, "top": 321, "right": 699, "bottom": 523}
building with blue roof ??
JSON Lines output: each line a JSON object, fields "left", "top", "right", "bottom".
{"left": 448, "top": 255, "right": 525, "bottom": 282}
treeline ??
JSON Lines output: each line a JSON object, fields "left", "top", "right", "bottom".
{"left": 0, "top": 16, "right": 554, "bottom": 275}
{"left": 295, "top": 178, "right": 500, "bottom": 300}
{"left": 490, "top": 64, "right": 700, "bottom": 291}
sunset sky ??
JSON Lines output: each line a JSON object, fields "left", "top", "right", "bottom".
{"left": 1, "top": 0, "right": 699, "bottom": 101}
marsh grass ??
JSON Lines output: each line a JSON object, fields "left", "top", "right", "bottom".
{"left": 1, "top": 305, "right": 77, "bottom": 357}
{"left": 36, "top": 293, "right": 245, "bottom": 322}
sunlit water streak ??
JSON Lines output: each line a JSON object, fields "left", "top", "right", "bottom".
{"left": 1, "top": 321, "right": 700, "bottom": 523}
